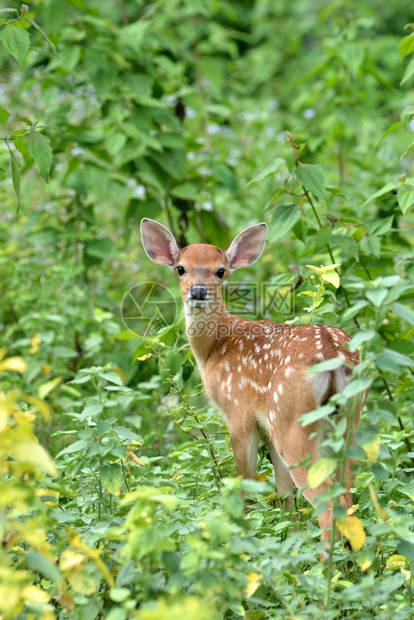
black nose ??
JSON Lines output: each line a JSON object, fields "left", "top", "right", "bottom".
{"left": 190, "top": 285, "right": 208, "bottom": 300}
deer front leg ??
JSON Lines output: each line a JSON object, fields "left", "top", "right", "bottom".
{"left": 228, "top": 420, "right": 259, "bottom": 480}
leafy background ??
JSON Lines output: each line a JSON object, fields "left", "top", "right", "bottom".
{"left": 1, "top": 0, "right": 414, "bottom": 618}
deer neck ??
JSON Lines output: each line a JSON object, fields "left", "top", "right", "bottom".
{"left": 184, "top": 297, "right": 231, "bottom": 368}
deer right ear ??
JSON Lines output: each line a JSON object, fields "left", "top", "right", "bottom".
{"left": 140, "top": 218, "right": 180, "bottom": 267}
{"left": 225, "top": 222, "right": 268, "bottom": 272}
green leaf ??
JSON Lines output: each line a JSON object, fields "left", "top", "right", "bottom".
{"left": 366, "top": 288, "right": 388, "bottom": 307}
{"left": 308, "top": 357, "right": 344, "bottom": 373}
{"left": 360, "top": 235, "right": 381, "bottom": 258}
{"left": 401, "top": 56, "right": 414, "bottom": 85}
{"left": 397, "top": 539, "right": 414, "bottom": 562}
{"left": 26, "top": 17, "right": 58, "bottom": 57}
{"left": 0, "top": 105, "right": 10, "bottom": 127}
{"left": 368, "top": 216, "right": 394, "bottom": 236}
{"left": 391, "top": 302, "right": 414, "bottom": 326}
{"left": 243, "top": 158, "right": 285, "bottom": 188}
{"left": 109, "top": 588, "right": 130, "bottom": 603}
{"left": 399, "top": 33, "right": 414, "bottom": 60}
{"left": 170, "top": 182, "right": 201, "bottom": 201}
{"left": 300, "top": 404, "right": 336, "bottom": 427}
{"left": 0, "top": 25, "right": 30, "bottom": 67}
{"left": 331, "top": 234, "right": 359, "bottom": 261}
{"left": 375, "top": 121, "right": 403, "bottom": 147}
{"left": 101, "top": 464, "right": 123, "bottom": 495}
{"left": 99, "top": 370, "right": 123, "bottom": 385}
{"left": 347, "top": 329, "right": 376, "bottom": 352}
{"left": 56, "top": 439, "right": 88, "bottom": 458}
{"left": 361, "top": 182, "right": 397, "bottom": 207}
{"left": 268, "top": 204, "right": 301, "bottom": 241}
{"left": 380, "top": 348, "right": 413, "bottom": 368}
{"left": 85, "top": 237, "right": 118, "bottom": 258}
{"left": 10, "top": 151, "right": 21, "bottom": 212}
{"left": 397, "top": 185, "right": 414, "bottom": 214}
{"left": 296, "top": 163, "right": 326, "bottom": 202}
{"left": 23, "top": 552, "right": 62, "bottom": 584}
{"left": 78, "top": 402, "right": 103, "bottom": 422}
{"left": 341, "top": 377, "right": 372, "bottom": 399}
{"left": 314, "top": 227, "right": 332, "bottom": 251}
{"left": 25, "top": 131, "right": 53, "bottom": 182}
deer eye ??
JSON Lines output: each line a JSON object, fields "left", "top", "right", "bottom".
{"left": 216, "top": 268, "right": 225, "bottom": 279}
{"left": 177, "top": 265, "right": 186, "bottom": 276}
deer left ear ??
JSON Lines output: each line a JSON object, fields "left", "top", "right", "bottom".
{"left": 225, "top": 223, "right": 268, "bottom": 271}
{"left": 140, "top": 218, "right": 180, "bottom": 267}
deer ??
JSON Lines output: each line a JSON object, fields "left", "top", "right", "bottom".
{"left": 140, "top": 218, "right": 366, "bottom": 547}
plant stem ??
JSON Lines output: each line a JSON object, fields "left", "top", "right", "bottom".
{"left": 156, "top": 351, "right": 222, "bottom": 489}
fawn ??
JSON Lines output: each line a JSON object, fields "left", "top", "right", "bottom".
{"left": 140, "top": 218, "right": 365, "bottom": 544}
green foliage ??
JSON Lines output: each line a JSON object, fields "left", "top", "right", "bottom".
{"left": 1, "top": 0, "right": 414, "bottom": 617}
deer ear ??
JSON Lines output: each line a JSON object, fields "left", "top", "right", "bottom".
{"left": 140, "top": 218, "right": 180, "bottom": 267}
{"left": 225, "top": 223, "right": 268, "bottom": 271}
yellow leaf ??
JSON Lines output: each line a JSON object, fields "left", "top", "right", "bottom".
{"left": 22, "top": 585, "right": 50, "bottom": 603}
{"left": 13, "top": 439, "right": 58, "bottom": 477}
{"left": 297, "top": 507, "right": 313, "bottom": 514}
{"left": 322, "top": 271, "right": 340, "bottom": 288}
{"left": 29, "top": 332, "right": 41, "bottom": 354}
{"left": 23, "top": 394, "right": 52, "bottom": 421}
{"left": 38, "top": 377, "right": 62, "bottom": 400}
{"left": 307, "top": 458, "right": 337, "bottom": 489}
{"left": 127, "top": 451, "right": 145, "bottom": 466}
{"left": 386, "top": 555, "right": 407, "bottom": 570}
{"left": 60, "top": 549, "right": 85, "bottom": 571}
{"left": 137, "top": 353, "right": 152, "bottom": 361}
{"left": 306, "top": 263, "right": 341, "bottom": 274}
{"left": 41, "top": 363, "right": 52, "bottom": 375}
{"left": 59, "top": 591, "right": 75, "bottom": 611}
{"left": 0, "top": 356, "right": 27, "bottom": 374}
{"left": 336, "top": 515, "right": 366, "bottom": 551}
{"left": 245, "top": 572, "right": 262, "bottom": 597}
{"left": 369, "top": 484, "right": 388, "bottom": 521}
{"left": 255, "top": 473, "right": 267, "bottom": 482}
{"left": 358, "top": 554, "right": 373, "bottom": 571}
{"left": 67, "top": 567, "right": 96, "bottom": 595}
{"left": 361, "top": 435, "right": 380, "bottom": 462}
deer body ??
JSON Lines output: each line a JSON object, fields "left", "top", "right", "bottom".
{"left": 141, "top": 219, "right": 365, "bottom": 543}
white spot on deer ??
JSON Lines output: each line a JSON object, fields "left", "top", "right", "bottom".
{"left": 285, "top": 355, "right": 291, "bottom": 364}
{"left": 285, "top": 367, "right": 293, "bottom": 378}
{"left": 264, "top": 353, "right": 269, "bottom": 361}
{"left": 298, "top": 352, "right": 305, "bottom": 359}
{"left": 277, "top": 383, "right": 284, "bottom": 395}
{"left": 268, "top": 410, "right": 276, "bottom": 423}
{"left": 315, "top": 352, "right": 324, "bottom": 360}
{"left": 263, "top": 343, "right": 271, "bottom": 350}
{"left": 239, "top": 341, "right": 244, "bottom": 351}
{"left": 268, "top": 381, "right": 272, "bottom": 389}
{"left": 237, "top": 364, "right": 242, "bottom": 372}
{"left": 224, "top": 360, "right": 230, "bottom": 372}
{"left": 273, "top": 391, "right": 279, "bottom": 403}
{"left": 301, "top": 337, "right": 308, "bottom": 342}
{"left": 221, "top": 344, "right": 227, "bottom": 355}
